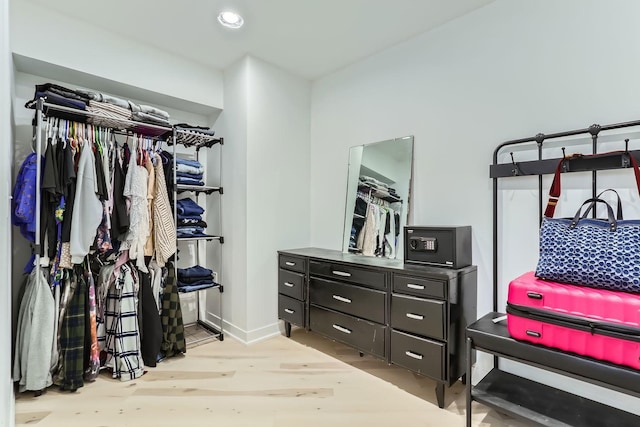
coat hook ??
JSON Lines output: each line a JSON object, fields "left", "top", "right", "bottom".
{"left": 510, "top": 152, "right": 519, "bottom": 176}
{"left": 625, "top": 138, "right": 629, "bottom": 153}
{"left": 562, "top": 147, "right": 566, "bottom": 160}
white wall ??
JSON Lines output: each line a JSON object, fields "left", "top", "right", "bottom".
{"left": 216, "top": 57, "right": 250, "bottom": 339}
{"left": 217, "top": 56, "right": 311, "bottom": 342}
{"left": 10, "top": 1, "right": 223, "bottom": 111}
{"left": 0, "top": 0, "right": 15, "bottom": 424}
{"left": 245, "top": 56, "right": 311, "bottom": 340}
{"left": 310, "top": 0, "right": 640, "bottom": 414}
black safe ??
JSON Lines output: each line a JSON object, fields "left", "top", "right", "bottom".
{"left": 404, "top": 226, "right": 472, "bottom": 269}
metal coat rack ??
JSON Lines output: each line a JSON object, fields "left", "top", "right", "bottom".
{"left": 491, "top": 118, "right": 640, "bottom": 319}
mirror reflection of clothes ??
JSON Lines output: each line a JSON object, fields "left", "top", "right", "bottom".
{"left": 356, "top": 202, "right": 400, "bottom": 259}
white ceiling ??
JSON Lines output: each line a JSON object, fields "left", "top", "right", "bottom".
{"left": 26, "top": 0, "right": 494, "bottom": 80}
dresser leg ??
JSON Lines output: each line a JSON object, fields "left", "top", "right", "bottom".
{"left": 359, "top": 352, "right": 364, "bottom": 357}
{"left": 435, "top": 382, "right": 445, "bottom": 409}
{"left": 284, "top": 321, "right": 292, "bottom": 338}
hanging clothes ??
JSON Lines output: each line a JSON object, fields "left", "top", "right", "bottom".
{"left": 13, "top": 269, "right": 56, "bottom": 393}
{"left": 125, "top": 161, "right": 150, "bottom": 272}
{"left": 84, "top": 269, "right": 100, "bottom": 382}
{"left": 143, "top": 155, "right": 156, "bottom": 257}
{"left": 160, "top": 263, "right": 186, "bottom": 357}
{"left": 153, "top": 153, "right": 176, "bottom": 265}
{"left": 70, "top": 143, "right": 103, "bottom": 264}
{"left": 110, "top": 148, "right": 130, "bottom": 241}
{"left": 138, "top": 265, "right": 163, "bottom": 367}
{"left": 55, "top": 268, "right": 87, "bottom": 392}
{"left": 103, "top": 264, "right": 144, "bottom": 381}
{"left": 12, "top": 153, "right": 41, "bottom": 272}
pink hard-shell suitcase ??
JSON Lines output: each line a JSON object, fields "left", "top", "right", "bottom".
{"left": 507, "top": 271, "right": 640, "bottom": 370}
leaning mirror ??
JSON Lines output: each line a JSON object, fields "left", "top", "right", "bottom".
{"left": 342, "top": 136, "right": 414, "bottom": 260}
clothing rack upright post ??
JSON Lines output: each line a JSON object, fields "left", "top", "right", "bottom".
{"left": 171, "top": 127, "right": 224, "bottom": 344}
{"left": 33, "top": 98, "right": 43, "bottom": 290}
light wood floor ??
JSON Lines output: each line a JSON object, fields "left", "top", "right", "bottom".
{"left": 15, "top": 327, "right": 531, "bottom": 427}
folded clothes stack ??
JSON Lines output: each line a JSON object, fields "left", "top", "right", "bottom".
{"left": 176, "top": 265, "right": 218, "bottom": 292}
{"left": 28, "top": 83, "right": 172, "bottom": 132}
{"left": 87, "top": 100, "right": 132, "bottom": 128}
{"left": 358, "top": 175, "right": 399, "bottom": 200}
{"left": 28, "top": 83, "right": 91, "bottom": 122}
{"left": 176, "top": 157, "right": 205, "bottom": 186}
{"left": 130, "top": 103, "right": 171, "bottom": 126}
{"left": 176, "top": 198, "right": 210, "bottom": 238}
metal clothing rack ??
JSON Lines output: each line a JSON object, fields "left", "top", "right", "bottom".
{"left": 171, "top": 128, "right": 225, "bottom": 344}
{"left": 31, "top": 97, "right": 226, "bottom": 347}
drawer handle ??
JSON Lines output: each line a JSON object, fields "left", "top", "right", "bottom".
{"left": 406, "top": 313, "right": 424, "bottom": 320}
{"left": 284, "top": 308, "right": 295, "bottom": 314}
{"left": 332, "top": 295, "right": 352, "bottom": 304}
{"left": 283, "top": 282, "right": 295, "bottom": 287}
{"left": 285, "top": 261, "right": 296, "bottom": 266}
{"left": 332, "top": 324, "right": 352, "bottom": 334}
{"left": 527, "top": 292, "right": 543, "bottom": 300}
{"left": 526, "top": 330, "right": 541, "bottom": 338}
{"left": 332, "top": 270, "right": 352, "bottom": 277}
{"left": 405, "top": 351, "right": 423, "bottom": 360}
{"left": 407, "top": 283, "right": 425, "bottom": 290}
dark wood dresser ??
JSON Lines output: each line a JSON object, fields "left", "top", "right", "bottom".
{"left": 277, "top": 247, "right": 477, "bottom": 408}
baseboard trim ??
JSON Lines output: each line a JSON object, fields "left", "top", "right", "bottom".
{"left": 204, "top": 311, "right": 283, "bottom": 344}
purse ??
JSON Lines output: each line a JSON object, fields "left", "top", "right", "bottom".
{"left": 534, "top": 152, "right": 640, "bottom": 293}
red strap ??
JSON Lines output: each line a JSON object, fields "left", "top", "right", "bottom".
{"left": 544, "top": 159, "right": 565, "bottom": 218}
{"left": 543, "top": 151, "right": 640, "bottom": 218}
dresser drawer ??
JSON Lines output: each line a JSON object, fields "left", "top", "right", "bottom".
{"left": 310, "top": 306, "right": 385, "bottom": 358}
{"left": 393, "top": 274, "right": 446, "bottom": 300}
{"left": 310, "top": 277, "right": 385, "bottom": 324}
{"left": 390, "top": 330, "right": 445, "bottom": 381}
{"left": 278, "top": 269, "right": 305, "bottom": 300}
{"left": 278, "top": 294, "right": 305, "bottom": 327}
{"left": 279, "top": 254, "right": 306, "bottom": 273}
{"left": 390, "top": 294, "right": 446, "bottom": 340}
{"left": 309, "top": 260, "right": 386, "bottom": 290}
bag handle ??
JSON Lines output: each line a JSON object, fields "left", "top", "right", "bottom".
{"left": 581, "top": 189, "right": 623, "bottom": 220}
{"left": 544, "top": 151, "right": 640, "bottom": 218}
{"left": 571, "top": 198, "right": 617, "bottom": 231}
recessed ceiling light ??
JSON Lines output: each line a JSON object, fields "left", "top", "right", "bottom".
{"left": 218, "top": 11, "right": 244, "bottom": 29}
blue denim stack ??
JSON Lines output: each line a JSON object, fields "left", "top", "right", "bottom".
{"left": 176, "top": 265, "right": 218, "bottom": 292}
{"left": 176, "top": 157, "right": 204, "bottom": 186}
{"left": 176, "top": 198, "right": 209, "bottom": 238}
